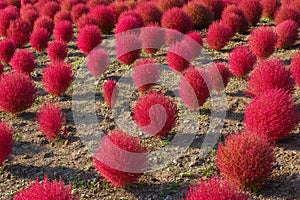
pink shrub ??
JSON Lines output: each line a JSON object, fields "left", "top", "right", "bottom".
{"left": 61, "top": 0, "right": 80, "bottom": 12}
{"left": 108, "top": 2, "right": 128, "bottom": 20}
{"left": 184, "top": 31, "right": 203, "bottom": 58}
{"left": 179, "top": 67, "right": 209, "bottom": 110}
{"left": 133, "top": 90, "right": 178, "bottom": 137}
{"left": 87, "top": 0, "right": 110, "bottom": 9}
{"left": 135, "top": 2, "right": 162, "bottom": 25}
{"left": 0, "top": 6, "right": 20, "bottom": 37}
{"left": 48, "top": 40, "right": 68, "bottom": 63}
{"left": 54, "top": 10, "right": 72, "bottom": 25}
{"left": 34, "top": 16, "right": 54, "bottom": 34}
{"left": 140, "top": 23, "right": 165, "bottom": 55}
{"left": 87, "top": 49, "right": 109, "bottom": 78}
{"left": 207, "top": 62, "right": 230, "bottom": 91}
{"left": 261, "top": 0, "right": 280, "bottom": 19}
{"left": 238, "top": 0, "right": 262, "bottom": 26}
{"left": 90, "top": 5, "right": 116, "bottom": 34}
{"left": 248, "top": 26, "right": 277, "bottom": 60}
{"left": 184, "top": 177, "right": 249, "bottom": 200}
{"left": 71, "top": 3, "right": 89, "bottom": 22}
{"left": 42, "top": 62, "right": 73, "bottom": 96}
{"left": 14, "top": 176, "right": 79, "bottom": 200}
{"left": 40, "top": 1, "right": 60, "bottom": 19}
{"left": 275, "top": 6, "right": 300, "bottom": 25}
{"left": 0, "top": 121, "right": 13, "bottom": 166}
{"left": 77, "top": 25, "right": 103, "bottom": 55}
{"left": 93, "top": 130, "right": 147, "bottom": 187}
{"left": 0, "top": 72, "right": 36, "bottom": 113}
{"left": 7, "top": 19, "right": 31, "bottom": 47}
{"left": 116, "top": 33, "right": 141, "bottom": 65}
{"left": 228, "top": 46, "right": 256, "bottom": 77}
{"left": 133, "top": 58, "right": 160, "bottom": 92}
{"left": 20, "top": 6, "right": 40, "bottom": 28}
{"left": 247, "top": 58, "right": 294, "bottom": 97}
{"left": 290, "top": 52, "right": 300, "bottom": 87}
{"left": 161, "top": 7, "right": 193, "bottom": 34}
{"left": 53, "top": 20, "right": 74, "bottom": 43}
{"left": 11, "top": 49, "right": 36, "bottom": 74}
{"left": 166, "top": 42, "right": 193, "bottom": 72}
{"left": 118, "top": 10, "right": 144, "bottom": 27}
{"left": 206, "top": 21, "right": 232, "bottom": 50}
{"left": 196, "top": 0, "right": 224, "bottom": 20}
{"left": 221, "top": 5, "right": 249, "bottom": 33}
{"left": 0, "top": 38, "right": 16, "bottom": 65}
{"left": 275, "top": 20, "right": 299, "bottom": 49}
{"left": 216, "top": 132, "right": 275, "bottom": 189}
{"left": 103, "top": 79, "right": 118, "bottom": 108}
{"left": 30, "top": 28, "right": 50, "bottom": 53}
{"left": 75, "top": 14, "right": 98, "bottom": 30}
{"left": 221, "top": 11, "right": 241, "bottom": 35}
{"left": 115, "top": 15, "right": 142, "bottom": 34}
{"left": 245, "top": 89, "right": 298, "bottom": 141}
{"left": 37, "top": 102, "right": 65, "bottom": 140}
{"left": 157, "top": 0, "right": 185, "bottom": 12}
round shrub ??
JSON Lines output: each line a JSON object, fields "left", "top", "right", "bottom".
{"left": 140, "top": 23, "right": 165, "bottom": 55}
{"left": 93, "top": 130, "right": 147, "bottom": 187}
{"left": 0, "top": 38, "right": 16, "bottom": 65}
{"left": 249, "top": 26, "right": 277, "bottom": 60}
{"left": 183, "top": 1, "right": 214, "bottom": 29}
{"left": 40, "top": 1, "right": 60, "bottom": 19}
{"left": 161, "top": 7, "right": 193, "bottom": 34}
{"left": 0, "top": 6, "right": 20, "bottom": 37}
{"left": 157, "top": 0, "right": 185, "bottom": 12}
{"left": 7, "top": 19, "right": 31, "bottom": 47}
{"left": 42, "top": 62, "right": 73, "bottom": 96}
{"left": 20, "top": 6, "right": 40, "bottom": 28}
{"left": 221, "top": 5, "right": 249, "bottom": 34}
{"left": 37, "top": 102, "right": 65, "bottom": 140}
{"left": 118, "top": 10, "right": 144, "bottom": 27}
{"left": 116, "top": 33, "right": 141, "bottom": 65}
{"left": 0, "top": 72, "right": 36, "bottom": 113}
{"left": 75, "top": 14, "right": 98, "bottom": 30}
{"left": 77, "top": 25, "right": 103, "bottom": 55}
{"left": 244, "top": 89, "right": 298, "bottom": 141}
{"left": 33, "top": 16, "right": 54, "bottom": 34}
{"left": 71, "top": 3, "right": 89, "bottom": 22}
{"left": 48, "top": 40, "right": 68, "bottom": 63}
{"left": 216, "top": 132, "right": 275, "bottom": 189}
{"left": 247, "top": 58, "right": 294, "bottom": 97}
{"left": 115, "top": 15, "right": 142, "bottom": 34}
{"left": 30, "top": 28, "right": 50, "bottom": 53}
{"left": 103, "top": 79, "right": 118, "bottom": 108}
{"left": 61, "top": 0, "right": 80, "bottom": 12}
{"left": 238, "top": 0, "right": 263, "bottom": 26}
{"left": 53, "top": 20, "right": 74, "bottom": 43}
{"left": 14, "top": 176, "right": 79, "bottom": 200}
{"left": 108, "top": 2, "right": 128, "bottom": 20}
{"left": 181, "top": 31, "right": 203, "bottom": 59}
{"left": 207, "top": 62, "right": 230, "bottom": 92}
{"left": 275, "top": 6, "right": 300, "bottom": 25}
{"left": 11, "top": 49, "right": 36, "bottom": 74}
{"left": 135, "top": 2, "right": 162, "bottom": 25}
{"left": 179, "top": 67, "right": 209, "bottom": 110}
{"left": 261, "top": 0, "right": 280, "bottom": 19}
{"left": 206, "top": 21, "right": 233, "bottom": 51}
{"left": 134, "top": 90, "right": 178, "bottom": 137}
{"left": 0, "top": 121, "right": 13, "bottom": 166}
{"left": 197, "top": 0, "right": 224, "bottom": 20}
{"left": 90, "top": 5, "right": 116, "bottom": 34}
{"left": 87, "top": 49, "right": 109, "bottom": 78}
{"left": 133, "top": 58, "right": 160, "bottom": 92}
{"left": 87, "top": 0, "right": 110, "bottom": 9}
{"left": 184, "top": 177, "right": 249, "bottom": 200}
{"left": 291, "top": 52, "right": 300, "bottom": 87}
{"left": 275, "top": 20, "right": 299, "bottom": 49}
{"left": 54, "top": 10, "right": 72, "bottom": 25}
{"left": 221, "top": 11, "right": 241, "bottom": 35}
{"left": 229, "top": 46, "right": 256, "bottom": 77}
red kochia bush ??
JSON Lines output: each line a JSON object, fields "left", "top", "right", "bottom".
{"left": 93, "top": 130, "right": 147, "bottom": 187}
{"left": 206, "top": 21, "right": 232, "bottom": 50}
{"left": 216, "top": 132, "right": 275, "bottom": 189}
{"left": 291, "top": 52, "right": 300, "bottom": 87}
{"left": 161, "top": 7, "right": 193, "bottom": 34}
{"left": 90, "top": 5, "right": 116, "bottom": 34}
{"left": 134, "top": 90, "right": 178, "bottom": 137}
{"left": 133, "top": 58, "right": 161, "bottom": 92}
{"left": 238, "top": 0, "right": 262, "bottom": 26}
{"left": 30, "top": 28, "right": 50, "bottom": 53}
{"left": 116, "top": 33, "right": 141, "bottom": 65}
{"left": 7, "top": 19, "right": 31, "bottom": 47}
{"left": 184, "top": 177, "right": 249, "bottom": 200}
{"left": 33, "top": 16, "right": 55, "bottom": 34}
{"left": 183, "top": 1, "right": 214, "bottom": 29}
{"left": 87, "top": 49, "right": 109, "bottom": 78}
{"left": 11, "top": 49, "right": 36, "bottom": 74}
{"left": 166, "top": 42, "right": 193, "bottom": 72}
{"left": 108, "top": 2, "right": 128, "bottom": 20}
{"left": 221, "top": 5, "right": 249, "bottom": 34}
{"left": 229, "top": 46, "right": 256, "bottom": 77}
{"left": 275, "top": 20, "right": 299, "bottom": 49}
{"left": 77, "top": 25, "right": 103, "bottom": 55}
{"left": 157, "top": 0, "right": 185, "bottom": 12}
{"left": 37, "top": 102, "right": 65, "bottom": 140}
{"left": 0, "top": 39, "right": 16, "bottom": 65}
{"left": 115, "top": 15, "right": 142, "bottom": 34}
{"left": 197, "top": 0, "right": 224, "bottom": 20}
{"left": 140, "top": 23, "right": 165, "bottom": 55}
{"left": 0, "top": 6, "right": 20, "bottom": 37}
{"left": 48, "top": 40, "right": 68, "bottom": 63}
{"left": 207, "top": 62, "right": 230, "bottom": 92}
{"left": 0, "top": 121, "right": 13, "bottom": 166}
{"left": 179, "top": 67, "right": 209, "bottom": 110}
{"left": 75, "top": 14, "right": 98, "bottom": 30}
{"left": 103, "top": 79, "right": 118, "bottom": 108}
{"left": 184, "top": 31, "right": 203, "bottom": 58}
{"left": 14, "top": 176, "right": 79, "bottom": 200}
{"left": 247, "top": 59, "right": 294, "bottom": 97}
{"left": 42, "top": 62, "right": 73, "bottom": 96}
{"left": 275, "top": 6, "right": 300, "bottom": 26}
{"left": 249, "top": 26, "right": 277, "bottom": 60}
{"left": 71, "top": 3, "right": 89, "bottom": 22}
{"left": 245, "top": 89, "right": 298, "bottom": 141}
{"left": 40, "top": 1, "right": 60, "bottom": 19}
{"left": 135, "top": 2, "right": 162, "bottom": 25}
{"left": 54, "top": 10, "right": 72, "bottom": 25}
{"left": 0, "top": 72, "right": 36, "bottom": 113}
{"left": 21, "top": 6, "right": 40, "bottom": 28}
{"left": 261, "top": 0, "right": 280, "bottom": 19}
{"left": 61, "top": 0, "right": 80, "bottom": 12}
{"left": 53, "top": 20, "right": 74, "bottom": 43}
{"left": 118, "top": 10, "right": 144, "bottom": 27}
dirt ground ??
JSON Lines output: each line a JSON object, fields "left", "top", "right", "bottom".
{"left": 0, "top": 20, "right": 299, "bottom": 200}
